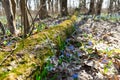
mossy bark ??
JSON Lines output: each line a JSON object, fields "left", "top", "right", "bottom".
{"left": 0, "top": 16, "right": 77, "bottom": 80}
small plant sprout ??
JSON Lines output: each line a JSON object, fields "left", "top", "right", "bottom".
{"left": 57, "top": 35, "right": 66, "bottom": 50}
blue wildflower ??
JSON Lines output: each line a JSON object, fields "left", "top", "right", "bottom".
{"left": 102, "top": 59, "right": 108, "bottom": 64}
{"left": 45, "top": 66, "right": 53, "bottom": 71}
{"left": 65, "top": 38, "right": 71, "bottom": 43}
{"left": 88, "top": 41, "right": 93, "bottom": 46}
{"left": 66, "top": 52, "right": 71, "bottom": 57}
{"left": 74, "top": 24, "right": 78, "bottom": 29}
{"left": 97, "top": 34, "right": 101, "bottom": 37}
{"left": 51, "top": 56, "right": 55, "bottom": 61}
{"left": 68, "top": 45, "right": 75, "bottom": 51}
{"left": 59, "top": 54, "right": 64, "bottom": 59}
{"left": 84, "top": 45, "right": 87, "bottom": 48}
{"left": 57, "top": 20, "right": 61, "bottom": 24}
{"left": 77, "top": 52, "right": 82, "bottom": 57}
{"left": 72, "top": 73, "right": 78, "bottom": 79}
{"left": 60, "top": 50, "right": 64, "bottom": 55}
{"left": 7, "top": 41, "right": 12, "bottom": 46}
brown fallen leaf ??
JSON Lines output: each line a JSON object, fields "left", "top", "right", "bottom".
{"left": 1, "top": 46, "right": 12, "bottom": 52}
{"left": 107, "top": 75, "right": 120, "bottom": 80}
{"left": 113, "top": 59, "right": 120, "bottom": 70}
{"left": 113, "top": 75, "right": 120, "bottom": 80}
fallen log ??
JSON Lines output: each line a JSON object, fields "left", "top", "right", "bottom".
{"left": 0, "top": 15, "right": 77, "bottom": 80}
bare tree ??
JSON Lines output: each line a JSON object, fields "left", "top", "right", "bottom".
{"left": 0, "top": 21, "right": 5, "bottom": 35}
{"left": 2, "top": 0, "right": 17, "bottom": 35}
{"left": 115, "top": 0, "right": 120, "bottom": 13}
{"left": 51, "top": 0, "right": 54, "bottom": 13}
{"left": 47, "top": 0, "right": 51, "bottom": 12}
{"left": 79, "top": 0, "right": 86, "bottom": 8}
{"left": 96, "top": 0, "right": 103, "bottom": 15}
{"left": 55, "top": 0, "right": 59, "bottom": 13}
{"left": 34, "top": 0, "right": 40, "bottom": 10}
{"left": 20, "top": 0, "right": 30, "bottom": 36}
{"left": 60, "top": 0, "right": 68, "bottom": 16}
{"left": 16, "top": 0, "right": 19, "bottom": 8}
{"left": 84, "top": 0, "right": 86, "bottom": 8}
{"left": 39, "top": 0, "right": 48, "bottom": 19}
{"left": 88, "top": 0, "right": 95, "bottom": 15}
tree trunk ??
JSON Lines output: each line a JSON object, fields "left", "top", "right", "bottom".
{"left": 115, "top": 0, "right": 120, "bottom": 13}
{"left": 84, "top": 0, "right": 86, "bottom": 8}
{"left": 79, "top": 0, "right": 82, "bottom": 8}
{"left": 37, "top": 0, "right": 40, "bottom": 9}
{"left": 2, "top": 0, "right": 16, "bottom": 35}
{"left": 47, "top": 0, "right": 51, "bottom": 12}
{"left": 20, "top": 0, "right": 30, "bottom": 36}
{"left": 79, "top": 0, "right": 86, "bottom": 13}
{"left": 79, "top": 0, "right": 86, "bottom": 8}
{"left": 117, "top": 0, "right": 120, "bottom": 12}
{"left": 11, "top": 0, "right": 16, "bottom": 17}
{"left": 60, "top": 0, "right": 68, "bottom": 16}
{"left": 16, "top": 0, "right": 19, "bottom": 8}
{"left": 51, "top": 0, "right": 54, "bottom": 13}
{"left": 55, "top": 0, "right": 58, "bottom": 13}
{"left": 96, "top": 0, "right": 103, "bottom": 15}
{"left": 108, "top": 0, "right": 113, "bottom": 14}
{"left": 88, "top": 0, "right": 95, "bottom": 15}
{"left": 39, "top": 0, "right": 48, "bottom": 19}
{"left": 0, "top": 21, "right": 5, "bottom": 35}
{"left": 34, "top": 0, "right": 40, "bottom": 10}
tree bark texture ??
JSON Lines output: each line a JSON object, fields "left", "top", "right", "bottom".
{"left": 20, "top": 0, "right": 30, "bottom": 36}
{"left": 2, "top": 0, "right": 16, "bottom": 35}
{"left": 39, "top": 0, "right": 48, "bottom": 19}
{"left": 96, "top": 0, "right": 103, "bottom": 15}
{"left": 60, "top": 0, "right": 68, "bottom": 16}
{"left": 88, "top": 0, "right": 95, "bottom": 15}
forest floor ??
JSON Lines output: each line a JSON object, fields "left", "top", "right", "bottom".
{"left": 0, "top": 15, "right": 120, "bottom": 80}
{"left": 38, "top": 17, "right": 120, "bottom": 80}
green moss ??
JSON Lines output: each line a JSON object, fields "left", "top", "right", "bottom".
{"left": 0, "top": 15, "right": 77, "bottom": 79}
{"left": 0, "top": 72, "right": 9, "bottom": 80}
{"left": 0, "top": 64, "right": 33, "bottom": 80}
{"left": 0, "top": 52, "right": 9, "bottom": 62}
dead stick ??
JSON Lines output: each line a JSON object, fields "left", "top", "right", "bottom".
{"left": 0, "top": 43, "right": 17, "bottom": 66}
{"left": 28, "top": 4, "right": 46, "bottom": 37}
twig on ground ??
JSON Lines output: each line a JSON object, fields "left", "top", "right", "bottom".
{"left": 0, "top": 43, "right": 17, "bottom": 66}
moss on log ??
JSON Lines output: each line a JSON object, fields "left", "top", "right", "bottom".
{"left": 0, "top": 15, "right": 77, "bottom": 80}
